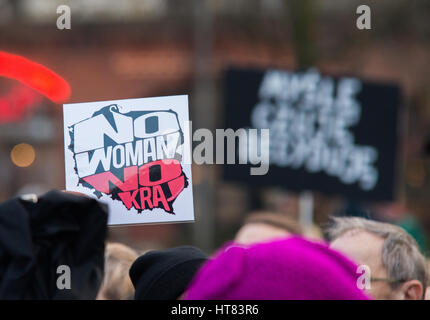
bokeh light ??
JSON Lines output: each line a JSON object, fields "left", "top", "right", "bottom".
{"left": 10, "top": 143, "right": 36, "bottom": 167}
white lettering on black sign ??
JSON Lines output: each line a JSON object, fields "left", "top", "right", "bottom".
{"left": 251, "top": 69, "right": 378, "bottom": 191}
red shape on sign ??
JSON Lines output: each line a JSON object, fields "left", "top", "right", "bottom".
{"left": 83, "top": 166, "right": 139, "bottom": 194}
{"left": 83, "top": 160, "right": 186, "bottom": 213}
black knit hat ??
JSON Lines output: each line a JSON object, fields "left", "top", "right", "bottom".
{"left": 129, "top": 246, "right": 207, "bottom": 300}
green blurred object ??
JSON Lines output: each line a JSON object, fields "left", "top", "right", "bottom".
{"left": 397, "top": 214, "right": 430, "bottom": 257}
{"left": 289, "top": 0, "right": 317, "bottom": 68}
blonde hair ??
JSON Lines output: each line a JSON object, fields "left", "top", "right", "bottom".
{"left": 98, "top": 242, "right": 138, "bottom": 300}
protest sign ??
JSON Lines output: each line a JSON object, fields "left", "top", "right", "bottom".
{"left": 223, "top": 67, "right": 401, "bottom": 201}
{"left": 64, "top": 95, "right": 194, "bottom": 225}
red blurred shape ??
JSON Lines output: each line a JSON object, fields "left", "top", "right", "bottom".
{"left": 0, "top": 51, "right": 71, "bottom": 103}
{"left": 0, "top": 85, "right": 42, "bottom": 124}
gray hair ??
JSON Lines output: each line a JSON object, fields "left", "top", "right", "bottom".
{"left": 325, "top": 217, "right": 428, "bottom": 294}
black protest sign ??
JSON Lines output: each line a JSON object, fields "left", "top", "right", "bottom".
{"left": 223, "top": 67, "right": 401, "bottom": 201}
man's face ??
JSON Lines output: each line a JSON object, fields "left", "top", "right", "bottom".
{"left": 330, "top": 229, "right": 400, "bottom": 300}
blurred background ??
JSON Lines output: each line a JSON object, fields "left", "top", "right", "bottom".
{"left": 1, "top": 0, "right": 429, "bottom": 255}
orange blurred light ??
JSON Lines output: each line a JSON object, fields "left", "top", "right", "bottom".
{"left": 10, "top": 143, "right": 36, "bottom": 167}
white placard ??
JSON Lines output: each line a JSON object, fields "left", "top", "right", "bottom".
{"left": 64, "top": 95, "right": 194, "bottom": 225}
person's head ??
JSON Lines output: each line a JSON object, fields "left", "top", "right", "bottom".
{"left": 234, "top": 212, "right": 303, "bottom": 245}
{"left": 97, "top": 242, "right": 138, "bottom": 300}
{"left": 326, "top": 217, "right": 428, "bottom": 300}
{"left": 185, "top": 236, "right": 369, "bottom": 300}
{"left": 129, "top": 246, "right": 207, "bottom": 300}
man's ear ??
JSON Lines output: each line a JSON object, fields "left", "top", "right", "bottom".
{"left": 400, "top": 280, "right": 423, "bottom": 300}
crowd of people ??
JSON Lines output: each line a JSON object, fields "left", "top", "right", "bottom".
{"left": 0, "top": 189, "right": 429, "bottom": 300}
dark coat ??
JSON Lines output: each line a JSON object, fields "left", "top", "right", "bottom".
{"left": 0, "top": 190, "right": 108, "bottom": 299}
